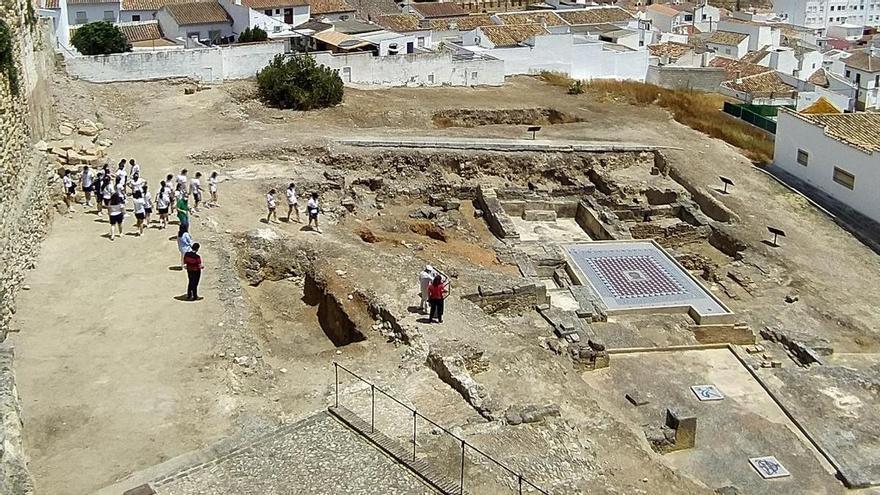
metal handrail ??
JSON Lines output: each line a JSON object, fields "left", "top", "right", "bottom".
{"left": 333, "top": 362, "right": 551, "bottom": 495}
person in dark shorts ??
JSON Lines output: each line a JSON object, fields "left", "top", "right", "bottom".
{"left": 142, "top": 183, "right": 153, "bottom": 226}
{"left": 156, "top": 180, "right": 170, "bottom": 229}
{"left": 428, "top": 274, "right": 449, "bottom": 323}
{"left": 306, "top": 192, "right": 320, "bottom": 233}
{"left": 107, "top": 193, "right": 124, "bottom": 241}
{"left": 132, "top": 189, "right": 146, "bottom": 236}
{"left": 61, "top": 169, "right": 76, "bottom": 213}
{"left": 183, "top": 243, "right": 204, "bottom": 301}
{"left": 81, "top": 165, "right": 94, "bottom": 207}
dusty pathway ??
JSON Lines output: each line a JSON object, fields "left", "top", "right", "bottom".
{"left": 12, "top": 206, "right": 233, "bottom": 495}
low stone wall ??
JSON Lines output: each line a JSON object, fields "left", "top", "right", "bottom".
{"left": 476, "top": 187, "right": 519, "bottom": 241}
{"left": 462, "top": 282, "right": 549, "bottom": 315}
{"left": 646, "top": 65, "right": 726, "bottom": 92}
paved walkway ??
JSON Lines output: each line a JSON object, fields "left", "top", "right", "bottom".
{"left": 149, "top": 412, "right": 437, "bottom": 495}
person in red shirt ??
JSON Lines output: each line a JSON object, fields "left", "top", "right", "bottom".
{"left": 183, "top": 243, "right": 204, "bottom": 301}
{"left": 428, "top": 275, "right": 448, "bottom": 323}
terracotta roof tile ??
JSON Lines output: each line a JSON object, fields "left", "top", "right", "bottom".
{"left": 722, "top": 71, "right": 796, "bottom": 97}
{"left": 43, "top": 0, "right": 59, "bottom": 9}
{"left": 429, "top": 14, "right": 492, "bottom": 30}
{"left": 118, "top": 20, "right": 163, "bottom": 40}
{"left": 706, "top": 30, "right": 748, "bottom": 45}
{"left": 478, "top": 23, "right": 546, "bottom": 47}
{"left": 163, "top": 1, "right": 230, "bottom": 25}
{"left": 307, "top": 0, "right": 354, "bottom": 14}
{"left": 843, "top": 49, "right": 880, "bottom": 73}
{"left": 789, "top": 111, "right": 880, "bottom": 153}
{"left": 556, "top": 7, "right": 633, "bottom": 25}
{"left": 122, "top": 0, "right": 212, "bottom": 11}
{"left": 799, "top": 97, "right": 841, "bottom": 114}
{"left": 645, "top": 4, "right": 679, "bottom": 16}
{"left": 374, "top": 13, "right": 422, "bottom": 32}
{"left": 709, "top": 57, "right": 770, "bottom": 79}
{"left": 647, "top": 41, "right": 692, "bottom": 60}
{"left": 242, "top": 0, "right": 308, "bottom": 9}
{"left": 410, "top": 2, "right": 468, "bottom": 19}
{"left": 495, "top": 11, "right": 566, "bottom": 26}
{"left": 808, "top": 67, "right": 829, "bottom": 87}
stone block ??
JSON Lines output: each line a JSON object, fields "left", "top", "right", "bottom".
{"left": 626, "top": 392, "right": 649, "bottom": 406}
{"left": 665, "top": 407, "right": 696, "bottom": 450}
{"left": 522, "top": 209, "right": 557, "bottom": 222}
{"left": 123, "top": 485, "right": 156, "bottom": 495}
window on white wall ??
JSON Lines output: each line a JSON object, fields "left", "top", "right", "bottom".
{"left": 833, "top": 167, "right": 856, "bottom": 189}
{"left": 75, "top": 11, "right": 87, "bottom": 23}
{"left": 103, "top": 10, "right": 114, "bottom": 20}
{"left": 797, "top": 149, "right": 809, "bottom": 166}
{"left": 132, "top": 14, "right": 141, "bottom": 21}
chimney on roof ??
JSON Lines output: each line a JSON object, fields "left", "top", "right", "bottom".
{"left": 735, "top": 70, "right": 742, "bottom": 83}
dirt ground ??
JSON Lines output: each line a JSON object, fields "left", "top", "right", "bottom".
{"left": 11, "top": 72, "right": 880, "bottom": 494}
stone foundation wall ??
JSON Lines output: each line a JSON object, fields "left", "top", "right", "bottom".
{"left": 0, "top": 4, "right": 56, "bottom": 493}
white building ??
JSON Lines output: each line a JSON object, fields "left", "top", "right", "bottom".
{"left": 841, "top": 47, "right": 880, "bottom": 109}
{"left": 774, "top": 110, "right": 880, "bottom": 222}
{"left": 460, "top": 26, "right": 649, "bottom": 81}
{"left": 717, "top": 18, "right": 782, "bottom": 50}
{"left": 373, "top": 13, "right": 432, "bottom": 50}
{"left": 155, "top": 0, "right": 234, "bottom": 42}
{"left": 67, "top": 0, "right": 120, "bottom": 25}
{"left": 706, "top": 30, "right": 749, "bottom": 59}
{"left": 306, "top": 0, "right": 354, "bottom": 21}
{"left": 771, "top": 0, "right": 880, "bottom": 30}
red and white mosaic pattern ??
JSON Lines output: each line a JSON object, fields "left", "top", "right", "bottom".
{"left": 585, "top": 255, "right": 686, "bottom": 299}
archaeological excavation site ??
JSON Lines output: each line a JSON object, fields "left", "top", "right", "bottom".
{"left": 2, "top": 14, "right": 880, "bottom": 495}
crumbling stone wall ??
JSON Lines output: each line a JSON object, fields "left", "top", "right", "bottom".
{"left": 0, "top": 5, "right": 55, "bottom": 493}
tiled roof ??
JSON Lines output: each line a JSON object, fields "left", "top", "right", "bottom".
{"left": 68, "top": 0, "right": 118, "bottom": 4}
{"left": 556, "top": 7, "right": 633, "bottom": 25}
{"left": 740, "top": 46, "right": 769, "bottom": 64}
{"left": 122, "top": 0, "right": 211, "bottom": 10}
{"left": 647, "top": 41, "right": 692, "bottom": 60}
{"left": 43, "top": 0, "right": 59, "bottom": 9}
{"left": 374, "top": 13, "right": 422, "bottom": 32}
{"left": 313, "top": 29, "right": 371, "bottom": 48}
{"left": 722, "top": 71, "right": 796, "bottom": 97}
{"left": 307, "top": 0, "right": 354, "bottom": 14}
{"left": 163, "top": 1, "right": 230, "bottom": 25}
{"left": 645, "top": 4, "right": 679, "bottom": 16}
{"left": 843, "top": 49, "right": 880, "bottom": 72}
{"left": 242, "top": 0, "right": 308, "bottom": 9}
{"left": 410, "top": 2, "right": 468, "bottom": 18}
{"left": 118, "top": 20, "right": 162, "bottom": 40}
{"left": 709, "top": 57, "right": 771, "bottom": 79}
{"left": 808, "top": 67, "right": 828, "bottom": 87}
{"left": 495, "top": 11, "right": 566, "bottom": 26}
{"left": 706, "top": 30, "right": 748, "bottom": 45}
{"left": 799, "top": 97, "right": 841, "bottom": 114}
{"left": 790, "top": 111, "right": 880, "bottom": 153}
{"left": 429, "top": 14, "right": 492, "bottom": 30}
{"left": 479, "top": 23, "right": 546, "bottom": 47}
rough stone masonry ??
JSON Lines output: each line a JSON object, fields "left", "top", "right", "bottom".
{"left": 0, "top": 2, "right": 57, "bottom": 492}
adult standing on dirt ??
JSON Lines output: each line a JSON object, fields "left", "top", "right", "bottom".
{"left": 107, "top": 192, "right": 125, "bottom": 241}
{"left": 208, "top": 171, "right": 219, "bottom": 207}
{"left": 156, "top": 180, "right": 171, "bottom": 229}
{"left": 307, "top": 192, "right": 321, "bottom": 233}
{"left": 177, "top": 224, "right": 193, "bottom": 269}
{"left": 183, "top": 243, "right": 204, "bottom": 301}
{"left": 418, "top": 265, "right": 436, "bottom": 314}
{"left": 61, "top": 169, "right": 75, "bottom": 213}
{"left": 428, "top": 274, "right": 449, "bottom": 324}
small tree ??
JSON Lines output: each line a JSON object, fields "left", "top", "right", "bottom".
{"left": 256, "top": 54, "right": 343, "bottom": 110}
{"left": 71, "top": 21, "right": 131, "bottom": 55}
{"left": 238, "top": 26, "right": 268, "bottom": 43}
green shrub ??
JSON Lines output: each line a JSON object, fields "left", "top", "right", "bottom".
{"left": 256, "top": 54, "right": 343, "bottom": 110}
{"left": 568, "top": 80, "right": 584, "bottom": 95}
{"left": 238, "top": 26, "right": 268, "bottom": 43}
{"left": 71, "top": 21, "right": 131, "bottom": 55}
{"left": 0, "top": 20, "right": 18, "bottom": 95}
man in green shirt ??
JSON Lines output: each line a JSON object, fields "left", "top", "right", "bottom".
{"left": 177, "top": 193, "right": 190, "bottom": 228}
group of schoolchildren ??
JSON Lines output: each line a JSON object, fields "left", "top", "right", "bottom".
{"left": 265, "top": 183, "right": 322, "bottom": 233}
{"left": 60, "top": 160, "right": 214, "bottom": 301}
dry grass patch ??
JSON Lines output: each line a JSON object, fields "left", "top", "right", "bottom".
{"left": 539, "top": 73, "right": 775, "bottom": 164}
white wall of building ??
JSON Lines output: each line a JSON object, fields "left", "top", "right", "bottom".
{"left": 67, "top": 2, "right": 120, "bottom": 25}
{"left": 308, "top": 50, "right": 504, "bottom": 86}
{"left": 707, "top": 38, "right": 748, "bottom": 59}
{"left": 65, "top": 40, "right": 285, "bottom": 81}
{"left": 772, "top": 0, "right": 880, "bottom": 29}
{"left": 119, "top": 9, "right": 156, "bottom": 22}
{"left": 774, "top": 110, "right": 880, "bottom": 222}
{"left": 462, "top": 33, "right": 647, "bottom": 81}
{"left": 645, "top": 10, "right": 675, "bottom": 33}
{"left": 253, "top": 4, "right": 309, "bottom": 26}
{"left": 843, "top": 61, "right": 880, "bottom": 110}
